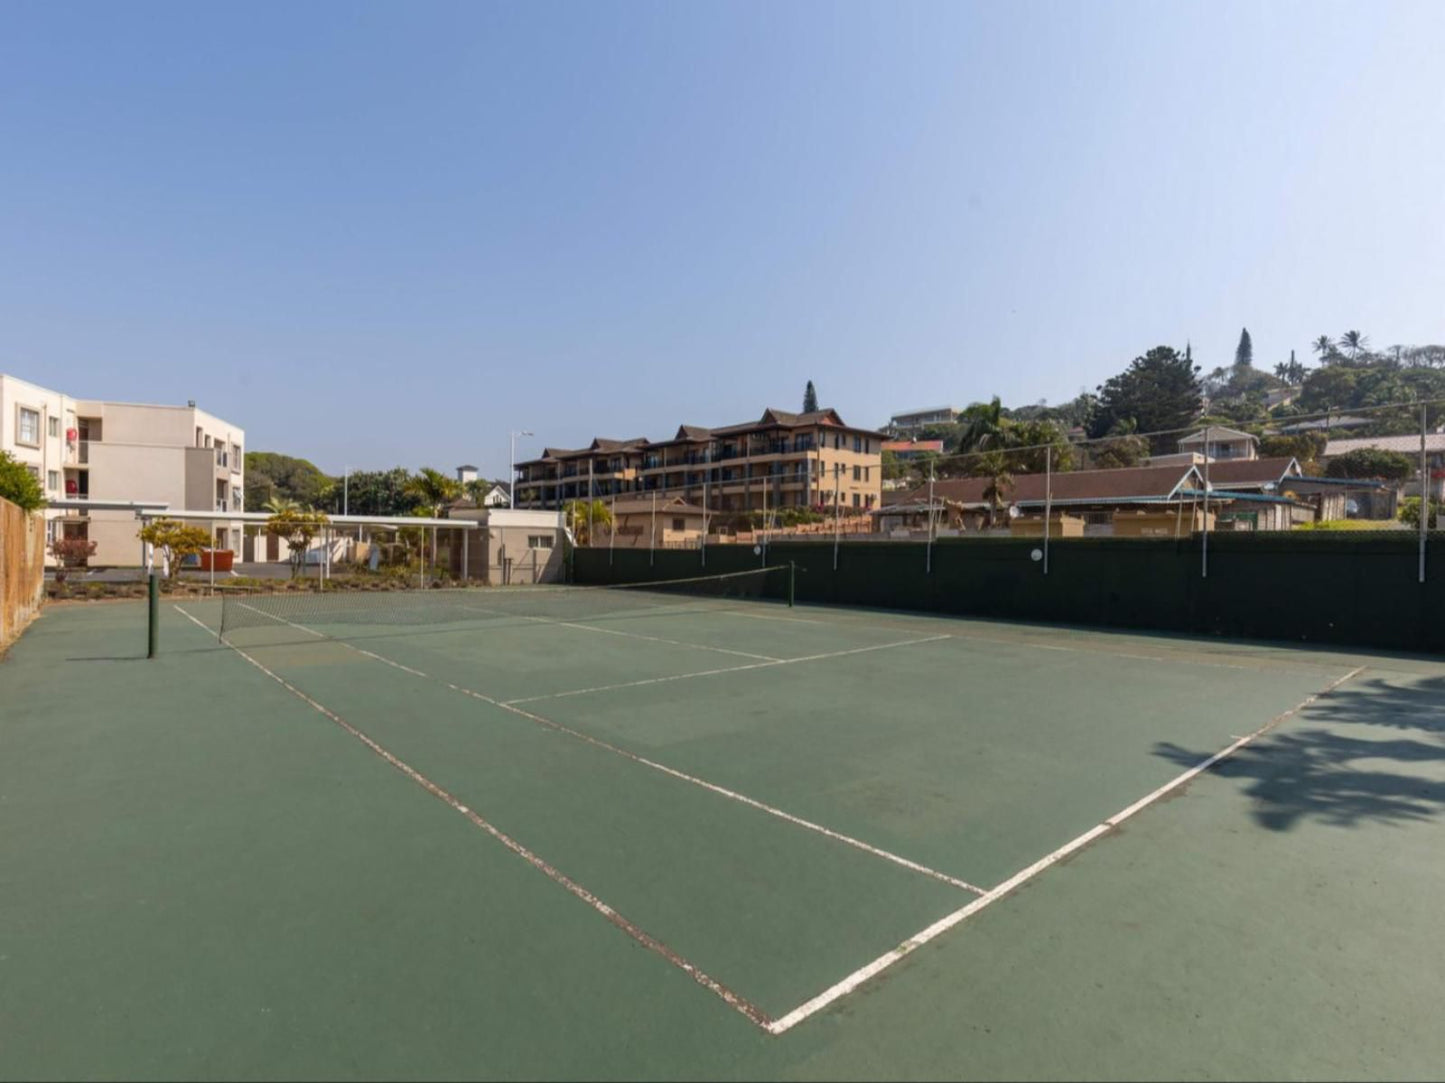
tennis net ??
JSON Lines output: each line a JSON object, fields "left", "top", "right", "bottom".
{"left": 217, "top": 565, "right": 792, "bottom": 640}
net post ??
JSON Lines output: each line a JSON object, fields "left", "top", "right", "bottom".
{"left": 788, "top": 561, "right": 795, "bottom": 608}
{"left": 147, "top": 572, "right": 159, "bottom": 658}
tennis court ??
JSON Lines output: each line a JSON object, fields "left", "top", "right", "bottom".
{"left": 3, "top": 571, "right": 1444, "bottom": 1079}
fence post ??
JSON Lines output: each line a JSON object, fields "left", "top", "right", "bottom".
{"left": 1421, "top": 403, "right": 1429, "bottom": 584}
{"left": 1044, "top": 445, "right": 1052, "bottom": 575}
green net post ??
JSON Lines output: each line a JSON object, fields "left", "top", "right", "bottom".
{"left": 147, "top": 572, "right": 159, "bottom": 658}
{"left": 788, "top": 561, "right": 795, "bottom": 608}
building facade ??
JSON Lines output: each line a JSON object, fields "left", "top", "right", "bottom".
{"left": 513, "top": 408, "right": 885, "bottom": 516}
{"left": 886, "top": 406, "right": 959, "bottom": 437}
{"left": 1, "top": 373, "right": 245, "bottom": 566}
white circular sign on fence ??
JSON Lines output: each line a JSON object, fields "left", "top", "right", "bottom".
{"left": 1030, "top": 548, "right": 1043, "bottom": 562}
{"left": 753, "top": 545, "right": 762, "bottom": 556}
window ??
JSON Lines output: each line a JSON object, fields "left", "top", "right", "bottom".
{"left": 25, "top": 464, "right": 40, "bottom": 481}
{"left": 864, "top": 466, "right": 870, "bottom": 481}
{"left": 853, "top": 436, "right": 862, "bottom": 452}
{"left": 47, "top": 470, "right": 59, "bottom": 491}
{"left": 852, "top": 492, "right": 861, "bottom": 508}
{"left": 853, "top": 465, "right": 861, "bottom": 482}
{"left": 527, "top": 535, "right": 554, "bottom": 549}
{"left": 48, "top": 417, "right": 60, "bottom": 438}
{"left": 17, "top": 406, "right": 40, "bottom": 446}
{"left": 672, "top": 518, "right": 685, "bottom": 532}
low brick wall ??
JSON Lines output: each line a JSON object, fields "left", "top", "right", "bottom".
{"left": 1, "top": 496, "right": 45, "bottom": 651}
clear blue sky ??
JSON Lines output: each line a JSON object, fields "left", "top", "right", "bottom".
{"left": 2, "top": 0, "right": 1441, "bottom": 477}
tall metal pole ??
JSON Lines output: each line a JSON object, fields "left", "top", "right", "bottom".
{"left": 510, "top": 430, "right": 533, "bottom": 507}
{"left": 833, "top": 461, "right": 841, "bottom": 571}
{"left": 1421, "top": 403, "right": 1429, "bottom": 584}
{"left": 343, "top": 468, "right": 348, "bottom": 517}
{"left": 1043, "top": 445, "right": 1052, "bottom": 575}
{"left": 926, "top": 459, "right": 935, "bottom": 574}
{"left": 1201, "top": 425, "right": 1211, "bottom": 579}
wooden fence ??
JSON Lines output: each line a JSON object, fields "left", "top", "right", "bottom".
{"left": 1, "top": 496, "right": 45, "bottom": 651}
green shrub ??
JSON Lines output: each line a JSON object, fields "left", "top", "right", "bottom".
{"left": 0, "top": 450, "right": 44, "bottom": 512}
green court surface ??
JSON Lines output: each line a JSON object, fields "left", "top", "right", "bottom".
{"left": 2, "top": 585, "right": 1444, "bottom": 1080}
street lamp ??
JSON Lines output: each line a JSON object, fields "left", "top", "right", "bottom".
{"left": 509, "top": 430, "right": 533, "bottom": 507}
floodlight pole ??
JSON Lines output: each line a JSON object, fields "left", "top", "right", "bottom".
{"left": 1201, "top": 425, "right": 1211, "bottom": 579}
{"left": 926, "top": 459, "right": 935, "bottom": 575}
{"left": 1043, "top": 445, "right": 1052, "bottom": 575}
{"left": 1421, "top": 403, "right": 1429, "bottom": 584}
{"left": 509, "top": 431, "right": 532, "bottom": 507}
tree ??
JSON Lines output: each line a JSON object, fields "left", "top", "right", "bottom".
{"left": 138, "top": 519, "right": 214, "bottom": 580}
{"left": 325, "top": 467, "right": 423, "bottom": 517}
{"left": 1312, "top": 335, "right": 1336, "bottom": 363}
{"left": 956, "top": 396, "right": 1006, "bottom": 453}
{"left": 1089, "top": 434, "right": 1150, "bottom": 470}
{"left": 1275, "top": 350, "right": 1306, "bottom": 385}
{"left": 995, "top": 419, "right": 1075, "bottom": 473}
{"left": 1324, "top": 448, "right": 1414, "bottom": 482}
{"left": 265, "top": 508, "right": 331, "bottom": 578}
{"left": 48, "top": 536, "right": 97, "bottom": 580}
{"left": 464, "top": 478, "right": 493, "bottom": 506}
{"left": 1234, "top": 327, "right": 1253, "bottom": 369}
{"left": 967, "top": 451, "right": 1014, "bottom": 528}
{"left": 1339, "top": 330, "right": 1370, "bottom": 361}
{"left": 1088, "top": 346, "right": 1203, "bottom": 447}
{"left": 1398, "top": 497, "right": 1442, "bottom": 530}
{"left": 564, "top": 499, "right": 613, "bottom": 545}
{"left": 803, "top": 381, "right": 818, "bottom": 413}
{"left": 404, "top": 467, "right": 462, "bottom": 517}
{"left": 244, "top": 452, "right": 332, "bottom": 512}
{"left": 1259, "top": 432, "right": 1326, "bottom": 464}
{"left": 0, "top": 450, "right": 45, "bottom": 512}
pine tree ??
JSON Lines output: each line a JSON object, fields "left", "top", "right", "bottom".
{"left": 1234, "top": 327, "right": 1253, "bottom": 369}
{"left": 803, "top": 380, "right": 818, "bottom": 413}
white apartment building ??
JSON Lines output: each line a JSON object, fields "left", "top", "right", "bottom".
{"left": 1, "top": 372, "right": 245, "bottom": 566}
{"left": 887, "top": 406, "right": 960, "bottom": 437}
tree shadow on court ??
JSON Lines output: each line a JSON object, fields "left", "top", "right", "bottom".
{"left": 1154, "top": 674, "right": 1445, "bottom": 831}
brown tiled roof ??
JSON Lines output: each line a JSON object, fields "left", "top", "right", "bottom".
{"left": 589, "top": 437, "right": 649, "bottom": 451}
{"left": 903, "top": 463, "right": 1199, "bottom": 506}
{"left": 612, "top": 497, "right": 706, "bottom": 516}
{"left": 1204, "top": 457, "right": 1301, "bottom": 487}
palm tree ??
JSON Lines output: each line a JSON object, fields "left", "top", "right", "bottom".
{"left": 464, "top": 478, "right": 492, "bottom": 507}
{"left": 1312, "top": 335, "right": 1335, "bottom": 363}
{"left": 563, "top": 499, "right": 613, "bottom": 545}
{"left": 1339, "top": 330, "right": 1369, "bottom": 360}
{"left": 262, "top": 495, "right": 300, "bottom": 514}
{"left": 969, "top": 450, "right": 1014, "bottom": 529}
{"left": 957, "top": 396, "right": 1007, "bottom": 454}
{"left": 405, "top": 467, "right": 462, "bottom": 517}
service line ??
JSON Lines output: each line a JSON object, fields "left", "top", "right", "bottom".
{"left": 175, "top": 604, "right": 772, "bottom": 1030}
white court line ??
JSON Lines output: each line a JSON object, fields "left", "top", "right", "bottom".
{"left": 504, "top": 634, "right": 953, "bottom": 706}
{"left": 525, "top": 614, "right": 780, "bottom": 662}
{"left": 174, "top": 604, "right": 773, "bottom": 1030}
{"left": 272, "top": 621, "right": 982, "bottom": 896}
{"left": 718, "top": 608, "right": 1285, "bottom": 674}
{"left": 763, "top": 663, "right": 1367, "bottom": 1035}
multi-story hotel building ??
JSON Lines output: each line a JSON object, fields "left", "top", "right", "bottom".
{"left": 1, "top": 372, "right": 245, "bottom": 566}
{"left": 513, "top": 407, "right": 885, "bottom": 515}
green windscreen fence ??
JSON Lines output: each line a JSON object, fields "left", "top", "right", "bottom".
{"left": 574, "top": 534, "right": 1445, "bottom": 654}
